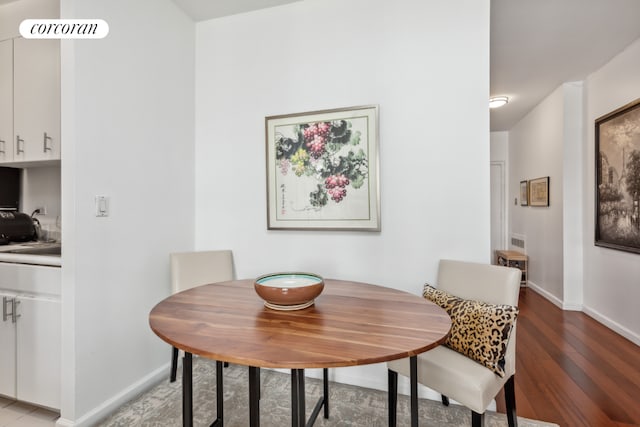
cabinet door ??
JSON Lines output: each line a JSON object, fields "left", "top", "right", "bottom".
{"left": 13, "top": 37, "right": 60, "bottom": 162}
{"left": 0, "top": 292, "right": 17, "bottom": 399}
{"left": 15, "top": 295, "right": 61, "bottom": 409}
{"left": 0, "top": 40, "right": 13, "bottom": 163}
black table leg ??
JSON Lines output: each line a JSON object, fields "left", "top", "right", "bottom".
{"left": 249, "top": 366, "right": 260, "bottom": 427}
{"left": 291, "top": 370, "right": 299, "bottom": 427}
{"left": 291, "top": 369, "right": 306, "bottom": 427}
{"left": 210, "top": 361, "right": 224, "bottom": 427}
{"left": 183, "top": 352, "right": 193, "bottom": 427}
{"left": 323, "top": 368, "right": 329, "bottom": 419}
{"left": 297, "top": 371, "right": 305, "bottom": 427}
{"left": 170, "top": 346, "right": 179, "bottom": 382}
{"left": 291, "top": 368, "right": 327, "bottom": 427}
{"left": 388, "top": 369, "right": 398, "bottom": 427}
{"left": 410, "top": 356, "right": 418, "bottom": 427}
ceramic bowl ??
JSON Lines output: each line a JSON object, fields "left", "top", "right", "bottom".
{"left": 254, "top": 272, "right": 324, "bottom": 311}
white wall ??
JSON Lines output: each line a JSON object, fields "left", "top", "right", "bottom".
{"left": 195, "top": 0, "right": 490, "bottom": 392}
{"left": 491, "top": 131, "right": 509, "bottom": 162}
{"left": 59, "top": 0, "right": 195, "bottom": 424}
{"left": 561, "top": 82, "right": 584, "bottom": 310}
{"left": 584, "top": 37, "right": 640, "bottom": 344}
{"left": 508, "top": 86, "right": 565, "bottom": 302}
{"left": 22, "top": 166, "right": 62, "bottom": 240}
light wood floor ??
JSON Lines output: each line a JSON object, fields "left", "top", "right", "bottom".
{"left": 496, "top": 288, "right": 640, "bottom": 427}
{"left": 0, "top": 396, "right": 57, "bottom": 427}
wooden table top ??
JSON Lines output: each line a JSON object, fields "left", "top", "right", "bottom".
{"left": 149, "top": 279, "right": 451, "bottom": 369}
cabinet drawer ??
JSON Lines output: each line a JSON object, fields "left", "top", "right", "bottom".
{"left": 0, "top": 263, "right": 61, "bottom": 296}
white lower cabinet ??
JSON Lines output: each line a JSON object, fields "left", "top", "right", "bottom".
{"left": 0, "top": 292, "right": 17, "bottom": 398}
{"left": 16, "top": 295, "right": 61, "bottom": 408}
{"left": 0, "top": 264, "right": 61, "bottom": 410}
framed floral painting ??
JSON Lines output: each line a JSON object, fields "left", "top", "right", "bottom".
{"left": 265, "top": 105, "right": 380, "bottom": 231}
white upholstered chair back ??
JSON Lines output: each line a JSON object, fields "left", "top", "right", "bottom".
{"left": 170, "top": 250, "right": 234, "bottom": 294}
{"left": 167, "top": 250, "right": 234, "bottom": 383}
{"left": 437, "top": 259, "right": 520, "bottom": 306}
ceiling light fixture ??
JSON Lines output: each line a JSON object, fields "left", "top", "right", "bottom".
{"left": 489, "top": 96, "right": 509, "bottom": 109}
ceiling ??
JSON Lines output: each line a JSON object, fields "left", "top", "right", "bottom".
{"left": 3, "top": 0, "right": 636, "bottom": 131}
{"left": 171, "top": 0, "right": 300, "bottom": 21}
{"left": 490, "top": 0, "right": 640, "bottom": 131}
{"left": 173, "top": 0, "right": 640, "bottom": 132}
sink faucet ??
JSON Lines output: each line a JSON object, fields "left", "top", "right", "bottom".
{"left": 31, "top": 209, "right": 42, "bottom": 241}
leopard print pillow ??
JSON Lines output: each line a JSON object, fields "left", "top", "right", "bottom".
{"left": 423, "top": 284, "right": 519, "bottom": 377}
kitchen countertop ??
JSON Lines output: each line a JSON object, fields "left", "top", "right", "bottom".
{"left": 0, "top": 241, "right": 61, "bottom": 267}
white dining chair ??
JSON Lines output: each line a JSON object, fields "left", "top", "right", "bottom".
{"left": 387, "top": 259, "right": 521, "bottom": 427}
{"left": 169, "top": 249, "right": 234, "bottom": 382}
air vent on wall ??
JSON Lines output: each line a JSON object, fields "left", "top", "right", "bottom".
{"left": 510, "top": 233, "right": 526, "bottom": 252}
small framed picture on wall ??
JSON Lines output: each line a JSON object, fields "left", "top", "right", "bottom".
{"left": 520, "top": 180, "right": 529, "bottom": 206}
{"left": 529, "top": 176, "right": 550, "bottom": 207}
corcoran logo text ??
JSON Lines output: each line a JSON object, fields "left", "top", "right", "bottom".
{"left": 19, "top": 19, "right": 109, "bottom": 39}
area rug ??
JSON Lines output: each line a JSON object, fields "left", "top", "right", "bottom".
{"left": 99, "top": 358, "right": 558, "bottom": 427}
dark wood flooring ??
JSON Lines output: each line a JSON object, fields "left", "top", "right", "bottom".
{"left": 495, "top": 288, "right": 640, "bottom": 427}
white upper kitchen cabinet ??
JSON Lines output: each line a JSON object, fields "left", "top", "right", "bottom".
{"left": 13, "top": 37, "right": 60, "bottom": 163}
{"left": 0, "top": 39, "right": 12, "bottom": 163}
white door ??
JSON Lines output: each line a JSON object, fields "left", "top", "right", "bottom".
{"left": 490, "top": 161, "right": 506, "bottom": 260}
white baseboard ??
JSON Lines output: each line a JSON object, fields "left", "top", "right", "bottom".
{"left": 526, "top": 282, "right": 639, "bottom": 347}
{"left": 273, "top": 365, "right": 392, "bottom": 394}
{"left": 277, "top": 363, "right": 499, "bottom": 410}
{"left": 56, "top": 363, "right": 170, "bottom": 427}
{"left": 277, "top": 364, "right": 455, "bottom": 406}
{"left": 582, "top": 306, "right": 640, "bottom": 347}
{"left": 562, "top": 302, "right": 583, "bottom": 311}
{"left": 526, "top": 281, "right": 564, "bottom": 308}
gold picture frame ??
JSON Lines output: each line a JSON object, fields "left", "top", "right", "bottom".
{"left": 529, "top": 176, "right": 549, "bottom": 207}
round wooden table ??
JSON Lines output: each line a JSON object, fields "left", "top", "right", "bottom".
{"left": 149, "top": 279, "right": 451, "bottom": 427}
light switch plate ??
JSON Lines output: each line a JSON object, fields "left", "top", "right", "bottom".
{"left": 95, "top": 195, "right": 109, "bottom": 217}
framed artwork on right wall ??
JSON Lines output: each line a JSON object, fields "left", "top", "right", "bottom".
{"left": 595, "top": 98, "right": 640, "bottom": 254}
